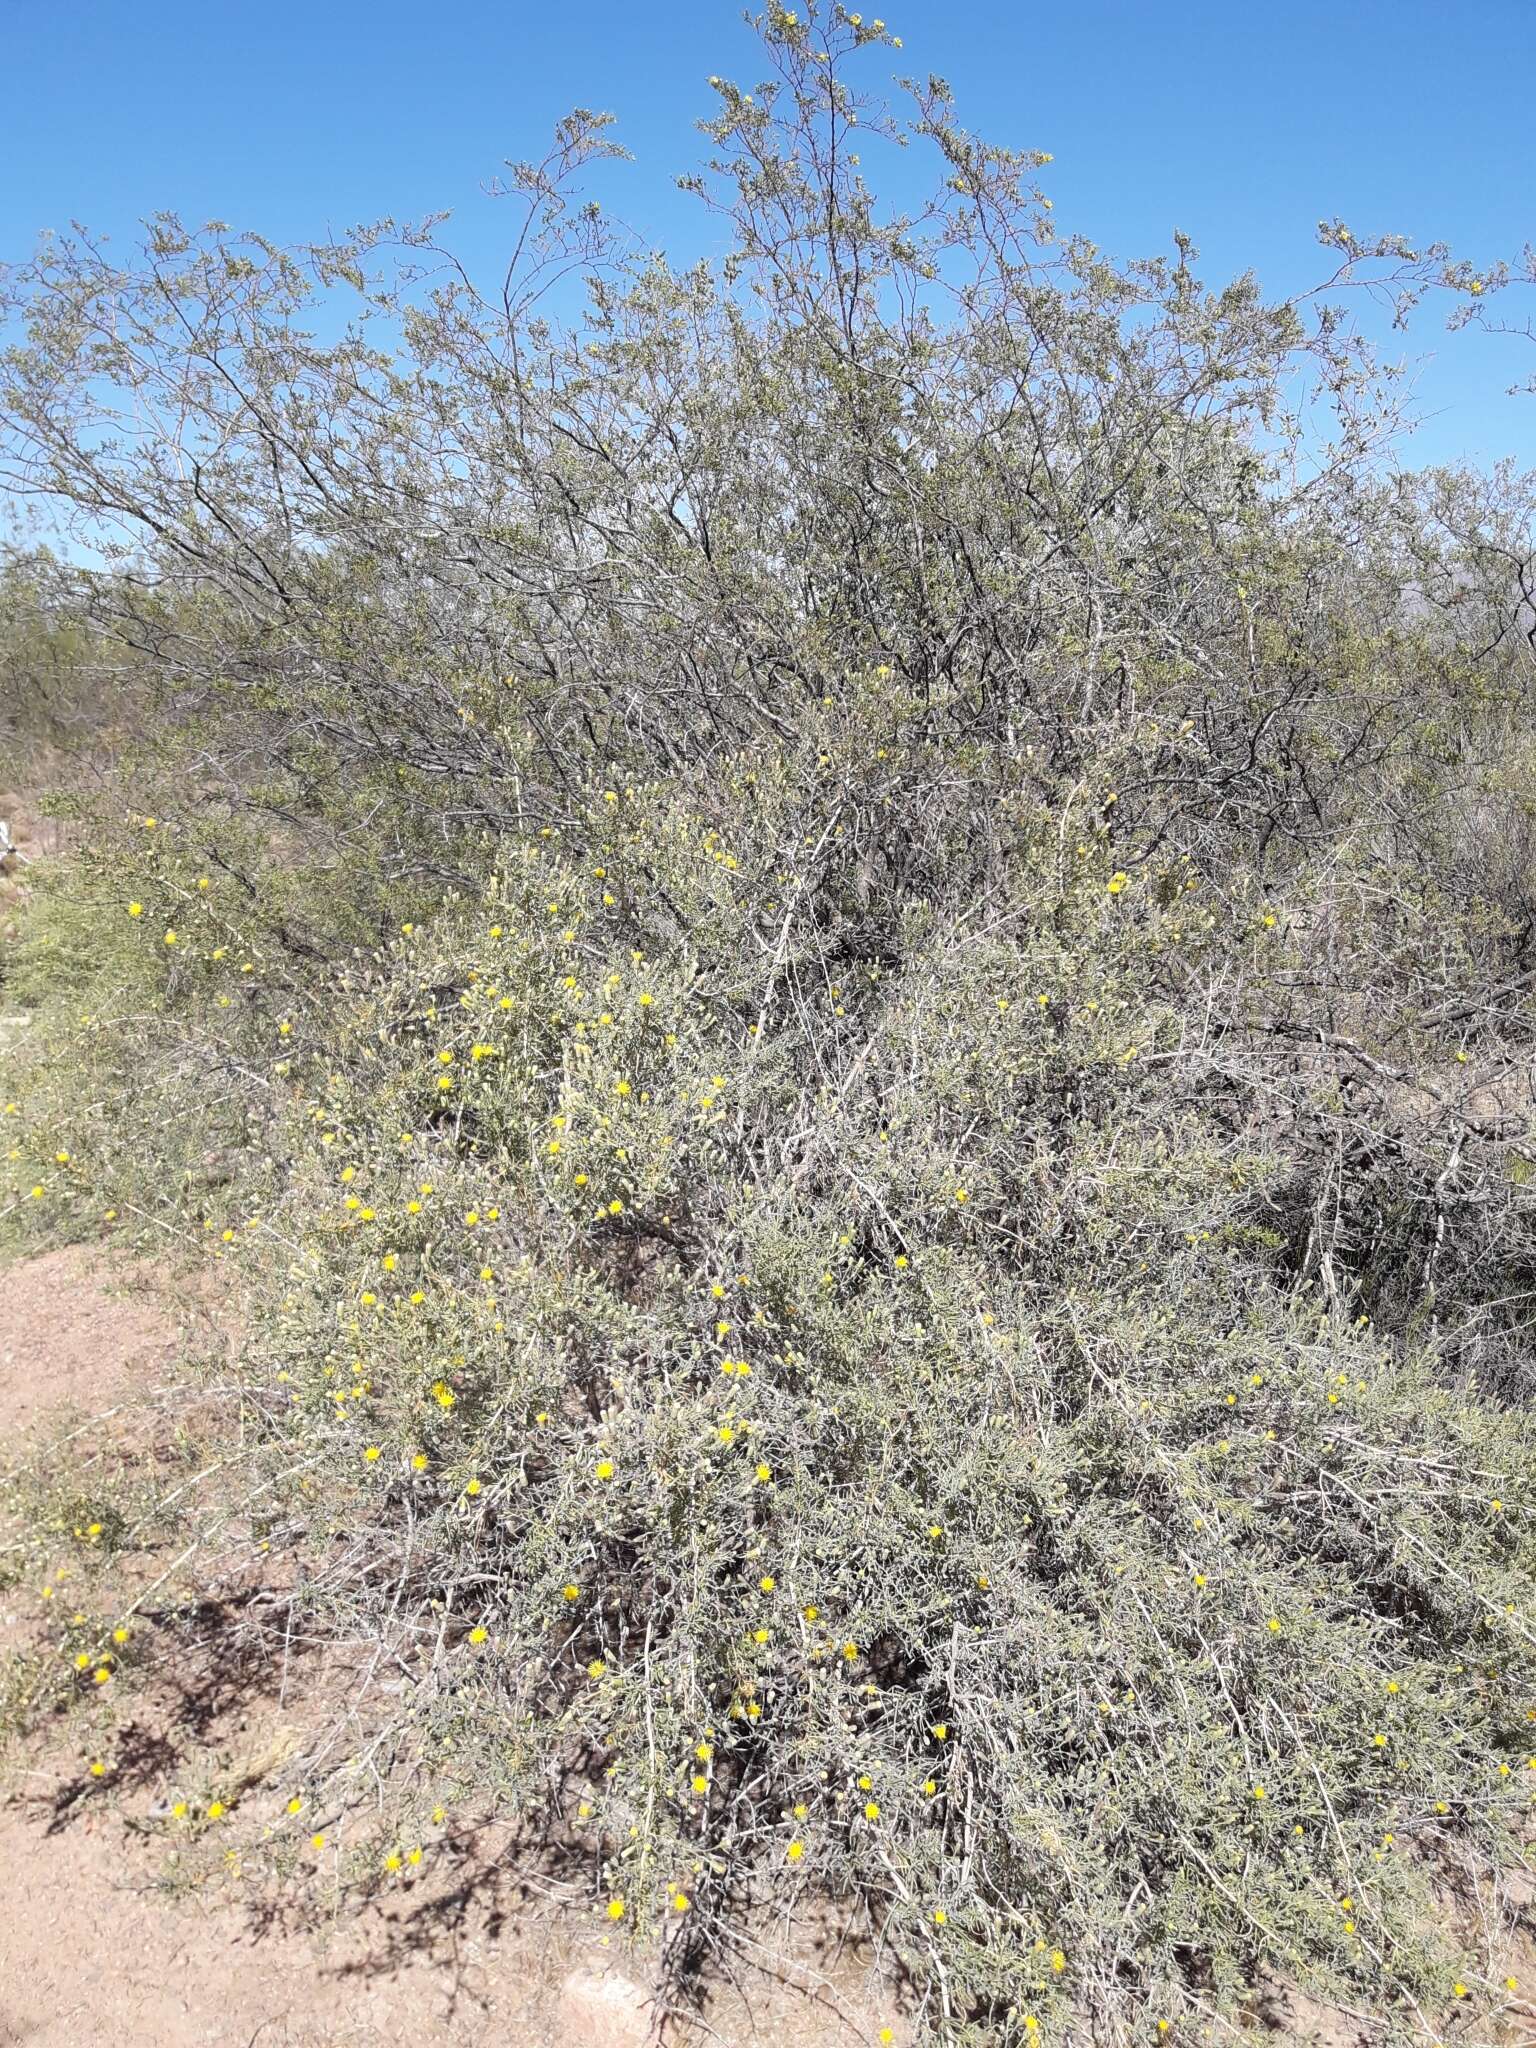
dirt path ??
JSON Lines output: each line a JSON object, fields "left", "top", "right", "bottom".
{"left": 0, "top": 1249, "right": 898, "bottom": 2048}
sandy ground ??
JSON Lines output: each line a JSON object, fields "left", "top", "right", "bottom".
{"left": 0, "top": 1248, "right": 901, "bottom": 2048}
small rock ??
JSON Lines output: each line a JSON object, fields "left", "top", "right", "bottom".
{"left": 558, "top": 1965, "right": 655, "bottom": 2047}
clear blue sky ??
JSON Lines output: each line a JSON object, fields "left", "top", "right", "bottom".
{"left": 3, "top": 0, "right": 1533, "bottom": 470}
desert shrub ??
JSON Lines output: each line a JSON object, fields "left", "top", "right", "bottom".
{"left": 11, "top": 766, "right": 1535, "bottom": 2040}
{"left": 4, "top": 6, "right": 1536, "bottom": 2040}
{"left": 0, "top": 551, "right": 123, "bottom": 770}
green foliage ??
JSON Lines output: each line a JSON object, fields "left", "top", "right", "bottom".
{"left": 200, "top": 804, "right": 1536, "bottom": 2042}
{"left": 4, "top": 5, "right": 1536, "bottom": 2038}
{"left": 0, "top": 551, "right": 118, "bottom": 772}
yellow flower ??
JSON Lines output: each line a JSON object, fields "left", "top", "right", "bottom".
{"left": 468, "top": 1626, "right": 488, "bottom": 1645}
{"left": 607, "top": 1898, "right": 626, "bottom": 1920}
{"left": 673, "top": 1892, "right": 691, "bottom": 1913}
{"left": 1106, "top": 872, "right": 1129, "bottom": 894}
{"left": 787, "top": 1839, "right": 804, "bottom": 1861}
{"left": 595, "top": 1459, "right": 614, "bottom": 1481}
{"left": 128, "top": 902, "right": 143, "bottom": 918}
{"left": 1252, "top": 1784, "right": 1266, "bottom": 1799}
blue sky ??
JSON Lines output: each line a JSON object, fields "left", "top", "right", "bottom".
{"left": 2, "top": 0, "right": 1533, "bottom": 470}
